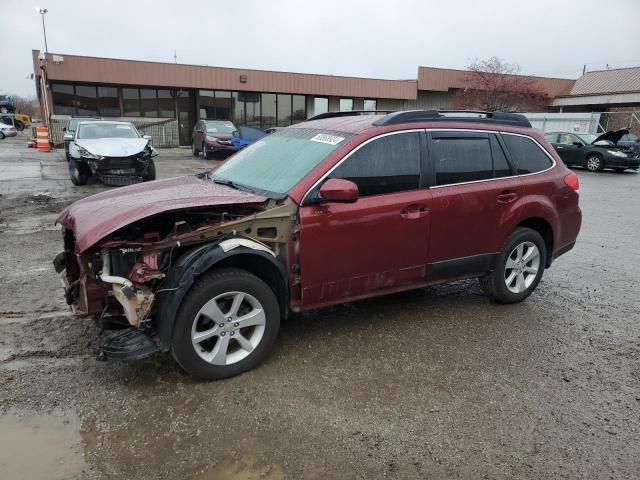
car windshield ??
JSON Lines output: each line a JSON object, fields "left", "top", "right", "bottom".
{"left": 210, "top": 128, "right": 351, "bottom": 198}
{"left": 575, "top": 133, "right": 598, "bottom": 144}
{"left": 205, "top": 121, "right": 235, "bottom": 134}
{"left": 77, "top": 123, "right": 139, "bottom": 139}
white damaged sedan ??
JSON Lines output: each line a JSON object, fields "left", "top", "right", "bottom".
{"left": 67, "top": 121, "right": 158, "bottom": 186}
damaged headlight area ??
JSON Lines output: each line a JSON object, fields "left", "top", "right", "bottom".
{"left": 78, "top": 146, "right": 104, "bottom": 160}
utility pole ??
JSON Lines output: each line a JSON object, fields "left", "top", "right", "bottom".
{"left": 36, "top": 7, "right": 49, "bottom": 53}
{"left": 174, "top": 51, "right": 178, "bottom": 64}
{"left": 35, "top": 7, "right": 50, "bottom": 128}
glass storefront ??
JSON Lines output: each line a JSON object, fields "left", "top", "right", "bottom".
{"left": 339, "top": 98, "right": 353, "bottom": 112}
{"left": 314, "top": 97, "right": 328, "bottom": 116}
{"left": 364, "top": 99, "right": 377, "bottom": 111}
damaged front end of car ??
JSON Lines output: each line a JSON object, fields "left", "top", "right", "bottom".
{"left": 54, "top": 189, "right": 299, "bottom": 362}
{"left": 80, "top": 145, "right": 158, "bottom": 186}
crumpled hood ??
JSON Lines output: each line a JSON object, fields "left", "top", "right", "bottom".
{"left": 593, "top": 129, "right": 629, "bottom": 145}
{"left": 75, "top": 138, "right": 150, "bottom": 157}
{"left": 57, "top": 175, "right": 267, "bottom": 253}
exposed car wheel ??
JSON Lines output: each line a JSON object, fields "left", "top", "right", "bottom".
{"left": 171, "top": 268, "right": 280, "bottom": 380}
{"left": 192, "top": 142, "right": 200, "bottom": 156}
{"left": 143, "top": 159, "right": 156, "bottom": 181}
{"left": 0, "top": 107, "right": 7, "bottom": 113}
{"left": 0, "top": 131, "right": 5, "bottom": 139}
{"left": 585, "top": 154, "right": 604, "bottom": 172}
{"left": 14, "top": 120, "right": 24, "bottom": 132}
{"left": 68, "top": 158, "right": 89, "bottom": 186}
{"left": 478, "top": 227, "right": 546, "bottom": 304}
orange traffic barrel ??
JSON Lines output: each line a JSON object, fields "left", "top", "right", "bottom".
{"left": 36, "top": 126, "right": 51, "bottom": 152}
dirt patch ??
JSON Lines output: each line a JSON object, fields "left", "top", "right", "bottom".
{"left": 0, "top": 411, "right": 88, "bottom": 479}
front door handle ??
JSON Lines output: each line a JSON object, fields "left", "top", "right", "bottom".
{"left": 497, "top": 191, "right": 518, "bottom": 204}
{"left": 401, "top": 204, "right": 430, "bottom": 219}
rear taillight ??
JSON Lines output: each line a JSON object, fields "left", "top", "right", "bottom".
{"left": 564, "top": 172, "right": 579, "bottom": 191}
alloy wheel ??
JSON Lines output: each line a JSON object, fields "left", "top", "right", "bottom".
{"left": 586, "top": 156, "right": 601, "bottom": 171}
{"left": 191, "top": 291, "right": 266, "bottom": 365}
{"left": 504, "top": 241, "right": 540, "bottom": 294}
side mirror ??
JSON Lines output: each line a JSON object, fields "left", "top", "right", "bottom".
{"left": 573, "top": 142, "right": 583, "bottom": 147}
{"left": 63, "top": 133, "right": 73, "bottom": 141}
{"left": 232, "top": 130, "right": 239, "bottom": 137}
{"left": 143, "top": 135, "right": 152, "bottom": 140}
{"left": 196, "top": 129, "right": 204, "bottom": 133}
{"left": 319, "top": 178, "right": 358, "bottom": 203}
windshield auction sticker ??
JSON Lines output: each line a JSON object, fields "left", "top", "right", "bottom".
{"left": 310, "top": 134, "right": 345, "bottom": 145}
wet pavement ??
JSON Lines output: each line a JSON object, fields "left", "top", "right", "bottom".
{"left": 1, "top": 131, "right": 639, "bottom": 479}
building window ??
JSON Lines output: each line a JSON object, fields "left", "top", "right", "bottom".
{"left": 51, "top": 84, "right": 76, "bottom": 115}
{"left": 276, "top": 94, "right": 292, "bottom": 127}
{"left": 97, "top": 86, "right": 120, "bottom": 116}
{"left": 261, "top": 93, "right": 277, "bottom": 129}
{"left": 213, "top": 90, "right": 232, "bottom": 120}
{"left": 199, "top": 90, "right": 215, "bottom": 119}
{"left": 232, "top": 92, "right": 245, "bottom": 125}
{"left": 314, "top": 97, "right": 328, "bottom": 116}
{"left": 140, "top": 88, "right": 157, "bottom": 117}
{"left": 123, "top": 88, "right": 141, "bottom": 116}
{"left": 364, "top": 99, "right": 377, "bottom": 111}
{"left": 243, "top": 92, "right": 261, "bottom": 128}
{"left": 75, "top": 85, "right": 98, "bottom": 115}
{"left": 292, "top": 95, "right": 306, "bottom": 123}
{"left": 157, "top": 89, "right": 175, "bottom": 118}
{"left": 339, "top": 98, "right": 353, "bottom": 112}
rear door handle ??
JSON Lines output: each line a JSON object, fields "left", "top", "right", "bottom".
{"left": 401, "top": 204, "right": 430, "bottom": 219}
{"left": 497, "top": 192, "right": 518, "bottom": 203}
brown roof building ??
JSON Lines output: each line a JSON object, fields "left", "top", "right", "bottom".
{"left": 42, "top": 50, "right": 639, "bottom": 146}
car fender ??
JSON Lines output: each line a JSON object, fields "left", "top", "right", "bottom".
{"left": 154, "top": 239, "right": 287, "bottom": 349}
{"left": 518, "top": 194, "right": 561, "bottom": 256}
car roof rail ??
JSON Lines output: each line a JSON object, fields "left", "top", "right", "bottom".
{"left": 306, "top": 110, "right": 395, "bottom": 121}
{"left": 372, "top": 110, "right": 532, "bottom": 128}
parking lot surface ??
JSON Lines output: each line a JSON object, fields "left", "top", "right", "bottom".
{"left": 1, "top": 132, "right": 639, "bottom": 479}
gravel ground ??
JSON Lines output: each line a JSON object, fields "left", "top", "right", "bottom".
{"left": 0, "top": 132, "right": 639, "bottom": 479}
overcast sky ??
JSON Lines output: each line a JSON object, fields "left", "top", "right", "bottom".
{"left": 2, "top": 0, "right": 639, "bottom": 97}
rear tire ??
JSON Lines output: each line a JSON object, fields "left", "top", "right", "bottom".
{"left": 171, "top": 268, "right": 281, "bottom": 380}
{"left": 143, "top": 159, "right": 156, "bottom": 181}
{"left": 68, "top": 158, "right": 89, "bottom": 186}
{"left": 14, "top": 120, "right": 24, "bottom": 132}
{"left": 478, "top": 227, "right": 546, "bottom": 304}
{"left": 585, "top": 154, "right": 604, "bottom": 172}
{"left": 0, "top": 131, "right": 5, "bottom": 139}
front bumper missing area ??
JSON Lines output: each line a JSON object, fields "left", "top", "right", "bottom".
{"left": 96, "top": 328, "right": 159, "bottom": 361}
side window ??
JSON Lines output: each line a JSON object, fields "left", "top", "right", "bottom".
{"left": 328, "top": 132, "right": 420, "bottom": 197}
{"left": 490, "top": 134, "right": 512, "bottom": 178}
{"left": 557, "top": 133, "right": 575, "bottom": 145}
{"left": 502, "top": 134, "right": 553, "bottom": 174}
{"left": 431, "top": 134, "right": 493, "bottom": 186}
{"left": 544, "top": 133, "right": 558, "bottom": 144}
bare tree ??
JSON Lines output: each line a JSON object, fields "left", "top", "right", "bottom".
{"left": 13, "top": 95, "right": 41, "bottom": 117}
{"left": 453, "top": 57, "right": 551, "bottom": 112}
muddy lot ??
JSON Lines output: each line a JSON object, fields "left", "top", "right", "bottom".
{"left": 1, "top": 132, "right": 639, "bottom": 479}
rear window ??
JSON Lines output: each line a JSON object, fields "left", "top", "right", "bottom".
{"left": 432, "top": 135, "right": 493, "bottom": 186}
{"left": 502, "top": 134, "right": 553, "bottom": 174}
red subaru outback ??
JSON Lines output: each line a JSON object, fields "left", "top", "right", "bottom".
{"left": 54, "top": 110, "right": 581, "bottom": 379}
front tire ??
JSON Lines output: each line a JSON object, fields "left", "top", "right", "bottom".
{"left": 0, "top": 131, "right": 5, "bottom": 139}
{"left": 143, "top": 159, "right": 156, "bottom": 181}
{"left": 479, "top": 227, "right": 546, "bottom": 303}
{"left": 585, "top": 154, "right": 604, "bottom": 172}
{"left": 192, "top": 142, "right": 200, "bottom": 156}
{"left": 171, "top": 268, "right": 281, "bottom": 380}
{"left": 202, "top": 142, "right": 210, "bottom": 159}
{"left": 68, "top": 158, "right": 89, "bottom": 186}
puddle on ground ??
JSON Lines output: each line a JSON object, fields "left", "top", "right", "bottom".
{"left": 0, "top": 411, "right": 88, "bottom": 480}
{"left": 200, "top": 457, "right": 285, "bottom": 480}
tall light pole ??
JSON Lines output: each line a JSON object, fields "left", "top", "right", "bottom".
{"left": 35, "top": 7, "right": 50, "bottom": 128}
{"left": 35, "top": 7, "right": 48, "bottom": 53}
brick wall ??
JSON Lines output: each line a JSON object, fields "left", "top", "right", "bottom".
{"left": 600, "top": 107, "right": 640, "bottom": 136}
